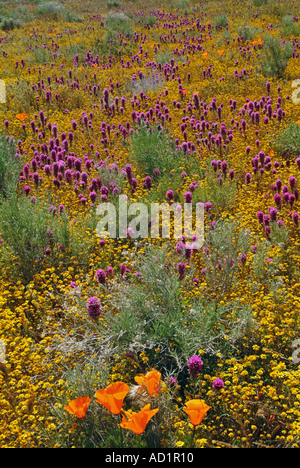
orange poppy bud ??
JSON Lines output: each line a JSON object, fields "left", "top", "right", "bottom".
{"left": 94, "top": 382, "right": 129, "bottom": 415}
{"left": 120, "top": 404, "right": 159, "bottom": 435}
{"left": 134, "top": 370, "right": 162, "bottom": 397}
{"left": 64, "top": 396, "right": 91, "bottom": 419}
{"left": 183, "top": 399, "right": 211, "bottom": 427}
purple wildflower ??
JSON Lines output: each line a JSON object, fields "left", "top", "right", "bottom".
{"left": 212, "top": 378, "right": 225, "bottom": 390}
{"left": 188, "top": 355, "right": 203, "bottom": 377}
{"left": 87, "top": 297, "right": 101, "bottom": 320}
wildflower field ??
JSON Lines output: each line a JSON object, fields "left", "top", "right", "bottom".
{"left": 1, "top": 0, "right": 300, "bottom": 449}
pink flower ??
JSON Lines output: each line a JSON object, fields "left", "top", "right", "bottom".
{"left": 87, "top": 297, "right": 101, "bottom": 320}
{"left": 188, "top": 355, "right": 203, "bottom": 377}
{"left": 95, "top": 269, "right": 106, "bottom": 284}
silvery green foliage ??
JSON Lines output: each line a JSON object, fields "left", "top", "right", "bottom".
{"left": 259, "top": 35, "right": 293, "bottom": 78}
{"left": 201, "top": 219, "right": 252, "bottom": 299}
{"left": 0, "top": 133, "right": 20, "bottom": 198}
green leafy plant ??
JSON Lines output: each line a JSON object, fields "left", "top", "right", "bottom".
{"left": 0, "top": 133, "right": 21, "bottom": 198}
{"left": 128, "top": 121, "right": 195, "bottom": 177}
{"left": 281, "top": 14, "right": 300, "bottom": 37}
{"left": 237, "top": 23, "right": 260, "bottom": 41}
{"left": 259, "top": 34, "right": 293, "bottom": 78}
{"left": 0, "top": 194, "right": 57, "bottom": 280}
{"left": 215, "top": 15, "right": 229, "bottom": 29}
{"left": 252, "top": 0, "right": 268, "bottom": 6}
{"left": 200, "top": 219, "right": 252, "bottom": 300}
{"left": 105, "top": 11, "right": 132, "bottom": 36}
{"left": 273, "top": 122, "right": 300, "bottom": 157}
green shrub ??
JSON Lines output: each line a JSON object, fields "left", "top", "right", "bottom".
{"left": 0, "top": 195, "right": 56, "bottom": 280}
{"left": 215, "top": 15, "right": 229, "bottom": 29}
{"left": 281, "top": 14, "right": 300, "bottom": 37}
{"left": 107, "top": 0, "right": 121, "bottom": 8}
{"left": 237, "top": 23, "right": 260, "bottom": 41}
{"left": 36, "top": 1, "right": 64, "bottom": 16}
{"left": 0, "top": 133, "right": 21, "bottom": 198}
{"left": 0, "top": 16, "right": 20, "bottom": 31}
{"left": 259, "top": 34, "right": 293, "bottom": 78}
{"left": 192, "top": 168, "right": 237, "bottom": 215}
{"left": 155, "top": 50, "right": 172, "bottom": 65}
{"left": 200, "top": 219, "right": 252, "bottom": 300}
{"left": 105, "top": 11, "right": 132, "bottom": 36}
{"left": 63, "top": 9, "right": 83, "bottom": 23}
{"left": 128, "top": 121, "right": 196, "bottom": 178}
{"left": 273, "top": 122, "right": 300, "bottom": 157}
{"left": 0, "top": 190, "right": 99, "bottom": 281}
{"left": 146, "top": 14, "right": 156, "bottom": 26}
{"left": 252, "top": 0, "right": 268, "bottom": 6}
{"left": 45, "top": 245, "right": 257, "bottom": 378}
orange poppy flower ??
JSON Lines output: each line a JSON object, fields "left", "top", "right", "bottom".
{"left": 182, "top": 89, "right": 187, "bottom": 95}
{"left": 258, "top": 39, "right": 263, "bottom": 46}
{"left": 217, "top": 50, "right": 224, "bottom": 56}
{"left": 134, "top": 370, "right": 162, "bottom": 397}
{"left": 296, "top": 120, "right": 300, "bottom": 126}
{"left": 268, "top": 151, "right": 275, "bottom": 156}
{"left": 202, "top": 52, "right": 208, "bottom": 59}
{"left": 94, "top": 381, "right": 129, "bottom": 415}
{"left": 183, "top": 399, "right": 211, "bottom": 427}
{"left": 120, "top": 404, "right": 159, "bottom": 435}
{"left": 16, "top": 113, "right": 27, "bottom": 122}
{"left": 64, "top": 396, "right": 91, "bottom": 419}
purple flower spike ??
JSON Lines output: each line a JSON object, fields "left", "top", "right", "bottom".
{"left": 188, "top": 355, "right": 203, "bottom": 377}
